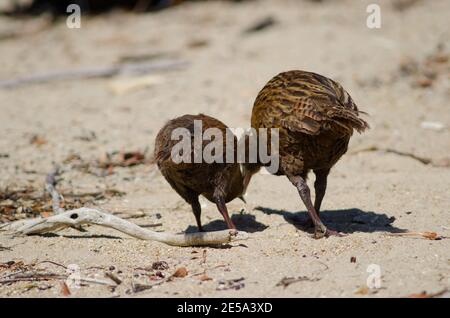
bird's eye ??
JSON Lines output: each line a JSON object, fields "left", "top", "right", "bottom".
{"left": 70, "top": 213, "right": 78, "bottom": 219}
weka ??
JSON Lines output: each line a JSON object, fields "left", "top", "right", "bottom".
{"left": 248, "top": 70, "right": 369, "bottom": 238}
{"left": 154, "top": 114, "right": 253, "bottom": 231}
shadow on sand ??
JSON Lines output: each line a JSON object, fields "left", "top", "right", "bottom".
{"left": 254, "top": 206, "right": 407, "bottom": 234}
{"left": 185, "top": 213, "right": 268, "bottom": 234}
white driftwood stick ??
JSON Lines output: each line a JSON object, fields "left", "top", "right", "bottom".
{"left": 0, "top": 208, "right": 248, "bottom": 247}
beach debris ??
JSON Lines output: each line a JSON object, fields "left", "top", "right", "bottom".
{"left": 217, "top": 277, "right": 245, "bottom": 291}
{"left": 243, "top": 16, "right": 277, "bottom": 34}
{"left": 407, "top": 288, "right": 448, "bottom": 298}
{"left": 386, "top": 231, "right": 444, "bottom": 240}
{"left": 65, "top": 150, "right": 151, "bottom": 176}
{"left": 131, "top": 282, "right": 153, "bottom": 293}
{"left": 202, "top": 250, "right": 207, "bottom": 264}
{"left": 74, "top": 131, "right": 97, "bottom": 142}
{"left": 354, "top": 286, "right": 369, "bottom": 295}
{"left": 349, "top": 146, "right": 450, "bottom": 168}
{"left": 392, "top": 0, "right": 422, "bottom": 11}
{"left": 2, "top": 155, "right": 248, "bottom": 248}
{"left": 186, "top": 39, "right": 209, "bottom": 49}
{"left": 118, "top": 51, "right": 178, "bottom": 64}
{"left": 108, "top": 75, "right": 165, "bottom": 95}
{"left": 1, "top": 172, "right": 248, "bottom": 246}
{"left": 0, "top": 272, "right": 67, "bottom": 284}
{"left": 420, "top": 121, "right": 445, "bottom": 132}
{"left": 60, "top": 281, "right": 71, "bottom": 296}
{"left": 0, "top": 170, "right": 125, "bottom": 223}
{"left": 0, "top": 60, "right": 188, "bottom": 89}
{"left": 397, "top": 44, "right": 449, "bottom": 88}
{"left": 105, "top": 272, "right": 122, "bottom": 285}
{"left": 151, "top": 261, "right": 169, "bottom": 271}
{"left": 29, "top": 135, "right": 47, "bottom": 146}
{"left": 1, "top": 207, "right": 249, "bottom": 246}
{"left": 198, "top": 274, "right": 212, "bottom": 282}
{"left": 0, "top": 260, "right": 31, "bottom": 273}
{"left": 350, "top": 256, "right": 357, "bottom": 263}
{"left": 172, "top": 267, "right": 188, "bottom": 278}
{"left": 276, "top": 276, "right": 320, "bottom": 288}
{"left": 149, "top": 271, "right": 165, "bottom": 280}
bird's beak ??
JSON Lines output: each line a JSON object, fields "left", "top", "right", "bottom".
{"left": 238, "top": 194, "right": 247, "bottom": 204}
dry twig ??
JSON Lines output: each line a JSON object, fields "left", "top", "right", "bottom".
{"left": 385, "top": 231, "right": 445, "bottom": 240}
{"left": 350, "top": 146, "right": 449, "bottom": 167}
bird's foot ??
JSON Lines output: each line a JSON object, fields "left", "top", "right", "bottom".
{"left": 324, "top": 228, "right": 346, "bottom": 238}
{"left": 313, "top": 224, "right": 345, "bottom": 239}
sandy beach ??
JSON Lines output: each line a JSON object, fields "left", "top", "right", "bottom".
{"left": 0, "top": 0, "right": 449, "bottom": 297}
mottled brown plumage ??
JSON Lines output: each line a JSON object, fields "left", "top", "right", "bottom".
{"left": 249, "top": 70, "right": 369, "bottom": 238}
{"left": 154, "top": 114, "right": 252, "bottom": 231}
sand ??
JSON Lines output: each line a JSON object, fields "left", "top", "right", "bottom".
{"left": 0, "top": 0, "right": 449, "bottom": 297}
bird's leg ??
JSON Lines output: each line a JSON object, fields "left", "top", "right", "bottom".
{"left": 297, "top": 169, "right": 330, "bottom": 229}
{"left": 190, "top": 198, "right": 204, "bottom": 232}
{"left": 288, "top": 175, "right": 341, "bottom": 238}
{"left": 215, "top": 196, "right": 236, "bottom": 230}
{"left": 313, "top": 168, "right": 330, "bottom": 213}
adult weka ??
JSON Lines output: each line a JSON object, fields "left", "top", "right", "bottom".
{"left": 249, "top": 70, "right": 369, "bottom": 238}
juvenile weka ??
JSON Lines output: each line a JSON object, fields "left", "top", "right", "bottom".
{"left": 247, "top": 70, "right": 369, "bottom": 238}
{"left": 154, "top": 114, "right": 253, "bottom": 231}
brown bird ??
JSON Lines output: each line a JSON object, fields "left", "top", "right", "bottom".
{"left": 247, "top": 70, "right": 369, "bottom": 238}
{"left": 154, "top": 114, "right": 253, "bottom": 231}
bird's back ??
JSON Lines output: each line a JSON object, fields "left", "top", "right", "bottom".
{"left": 252, "top": 70, "right": 368, "bottom": 135}
{"left": 251, "top": 70, "right": 369, "bottom": 173}
{"left": 154, "top": 114, "right": 241, "bottom": 202}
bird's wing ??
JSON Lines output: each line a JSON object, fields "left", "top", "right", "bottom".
{"left": 278, "top": 93, "right": 368, "bottom": 135}
{"left": 252, "top": 70, "right": 369, "bottom": 135}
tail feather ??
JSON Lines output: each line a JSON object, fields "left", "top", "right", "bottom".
{"left": 328, "top": 108, "right": 370, "bottom": 134}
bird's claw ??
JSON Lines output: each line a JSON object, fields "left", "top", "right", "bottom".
{"left": 313, "top": 225, "right": 345, "bottom": 239}
{"left": 324, "top": 229, "right": 346, "bottom": 237}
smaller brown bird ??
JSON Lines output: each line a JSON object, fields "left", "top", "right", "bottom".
{"left": 153, "top": 114, "right": 253, "bottom": 231}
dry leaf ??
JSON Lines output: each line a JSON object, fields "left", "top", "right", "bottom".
{"left": 198, "top": 274, "right": 212, "bottom": 281}
{"left": 119, "top": 151, "right": 146, "bottom": 167}
{"left": 186, "top": 39, "right": 209, "bottom": 49}
{"left": 422, "top": 232, "right": 439, "bottom": 240}
{"left": 387, "top": 231, "right": 442, "bottom": 240}
{"left": 61, "top": 281, "right": 71, "bottom": 296}
{"left": 407, "top": 288, "right": 448, "bottom": 298}
{"left": 172, "top": 267, "right": 188, "bottom": 278}
{"left": 354, "top": 286, "right": 369, "bottom": 295}
{"left": 414, "top": 77, "right": 433, "bottom": 88}
{"left": 40, "top": 212, "right": 53, "bottom": 218}
{"left": 30, "top": 135, "right": 47, "bottom": 146}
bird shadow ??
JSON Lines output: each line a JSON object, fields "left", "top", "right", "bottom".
{"left": 185, "top": 213, "right": 268, "bottom": 234}
{"left": 255, "top": 206, "right": 407, "bottom": 234}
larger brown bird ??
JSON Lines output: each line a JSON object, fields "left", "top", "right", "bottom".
{"left": 246, "top": 70, "right": 369, "bottom": 238}
{"left": 154, "top": 114, "right": 253, "bottom": 231}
